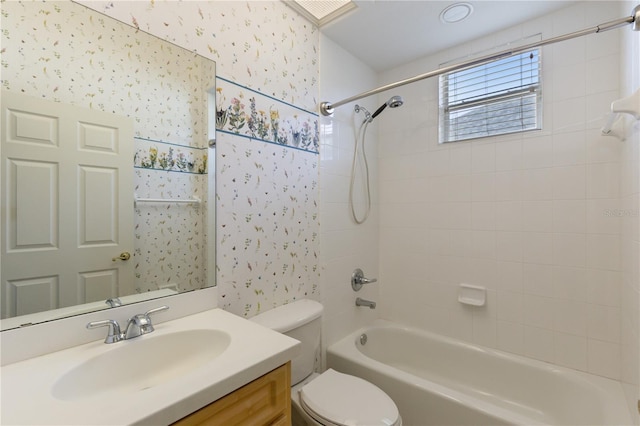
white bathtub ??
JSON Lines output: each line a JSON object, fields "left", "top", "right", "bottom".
{"left": 327, "top": 320, "right": 632, "bottom": 426}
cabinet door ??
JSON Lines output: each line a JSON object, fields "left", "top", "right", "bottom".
{"left": 173, "top": 362, "right": 291, "bottom": 426}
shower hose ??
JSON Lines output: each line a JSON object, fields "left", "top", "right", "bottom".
{"left": 349, "top": 117, "right": 372, "bottom": 224}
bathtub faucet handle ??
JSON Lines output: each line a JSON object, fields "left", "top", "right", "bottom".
{"left": 352, "top": 268, "right": 378, "bottom": 291}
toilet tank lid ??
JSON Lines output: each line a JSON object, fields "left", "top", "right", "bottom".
{"left": 250, "top": 299, "right": 323, "bottom": 333}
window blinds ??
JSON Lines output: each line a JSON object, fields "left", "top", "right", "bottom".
{"left": 439, "top": 49, "right": 542, "bottom": 143}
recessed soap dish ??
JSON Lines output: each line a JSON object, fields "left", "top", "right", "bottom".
{"left": 458, "top": 284, "right": 486, "bottom": 306}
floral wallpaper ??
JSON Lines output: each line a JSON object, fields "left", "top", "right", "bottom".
{"left": 79, "top": 0, "right": 320, "bottom": 113}
{"left": 134, "top": 168, "right": 207, "bottom": 294}
{"left": 4, "top": 0, "right": 321, "bottom": 317}
{"left": 83, "top": 0, "right": 322, "bottom": 316}
{"left": 2, "top": 1, "right": 211, "bottom": 295}
{"left": 1, "top": 1, "right": 215, "bottom": 146}
{"left": 216, "top": 132, "right": 320, "bottom": 317}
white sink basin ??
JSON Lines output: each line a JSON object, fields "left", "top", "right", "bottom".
{"left": 1, "top": 308, "right": 300, "bottom": 425}
{"left": 52, "top": 329, "right": 231, "bottom": 401}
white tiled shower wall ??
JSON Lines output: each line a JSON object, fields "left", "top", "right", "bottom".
{"left": 319, "top": 35, "right": 381, "bottom": 351}
{"left": 373, "top": 0, "right": 637, "bottom": 396}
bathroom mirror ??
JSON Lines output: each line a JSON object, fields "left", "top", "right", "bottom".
{"left": 0, "top": 1, "right": 216, "bottom": 330}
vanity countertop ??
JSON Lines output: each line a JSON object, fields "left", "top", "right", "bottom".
{"left": 0, "top": 308, "right": 300, "bottom": 425}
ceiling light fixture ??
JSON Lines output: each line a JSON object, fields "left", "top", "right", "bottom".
{"left": 439, "top": 3, "right": 474, "bottom": 24}
{"left": 284, "top": 0, "right": 357, "bottom": 27}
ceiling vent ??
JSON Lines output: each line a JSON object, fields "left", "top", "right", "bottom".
{"left": 284, "top": 0, "right": 357, "bottom": 27}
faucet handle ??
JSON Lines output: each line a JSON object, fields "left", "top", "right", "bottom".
{"left": 124, "top": 305, "right": 169, "bottom": 339}
{"left": 351, "top": 268, "right": 378, "bottom": 291}
{"left": 87, "top": 319, "right": 123, "bottom": 344}
{"left": 145, "top": 305, "right": 169, "bottom": 317}
{"left": 143, "top": 305, "right": 169, "bottom": 332}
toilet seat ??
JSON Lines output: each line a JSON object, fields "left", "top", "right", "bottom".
{"left": 299, "top": 369, "right": 400, "bottom": 426}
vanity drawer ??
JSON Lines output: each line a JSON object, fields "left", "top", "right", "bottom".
{"left": 173, "top": 362, "right": 291, "bottom": 426}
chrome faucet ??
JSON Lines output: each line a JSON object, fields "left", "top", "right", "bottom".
{"left": 351, "top": 268, "right": 378, "bottom": 291}
{"left": 124, "top": 306, "right": 169, "bottom": 339}
{"left": 355, "top": 297, "right": 376, "bottom": 309}
{"left": 86, "top": 305, "right": 169, "bottom": 343}
{"left": 86, "top": 319, "right": 124, "bottom": 344}
{"left": 105, "top": 297, "right": 122, "bottom": 308}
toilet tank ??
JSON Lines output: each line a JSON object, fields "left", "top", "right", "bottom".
{"left": 251, "top": 299, "right": 323, "bottom": 385}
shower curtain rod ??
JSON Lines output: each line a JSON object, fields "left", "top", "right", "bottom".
{"left": 319, "top": 5, "right": 640, "bottom": 116}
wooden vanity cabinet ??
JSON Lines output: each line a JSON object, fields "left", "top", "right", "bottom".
{"left": 172, "top": 362, "right": 291, "bottom": 426}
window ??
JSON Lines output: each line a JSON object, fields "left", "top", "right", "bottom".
{"left": 439, "top": 49, "right": 542, "bottom": 143}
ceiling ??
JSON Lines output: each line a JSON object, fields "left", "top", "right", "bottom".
{"left": 320, "top": 1, "right": 576, "bottom": 72}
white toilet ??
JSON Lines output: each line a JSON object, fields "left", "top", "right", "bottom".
{"left": 251, "top": 299, "right": 402, "bottom": 426}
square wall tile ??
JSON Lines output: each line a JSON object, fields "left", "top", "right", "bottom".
{"left": 523, "top": 263, "right": 554, "bottom": 297}
{"left": 553, "top": 200, "right": 586, "bottom": 233}
{"left": 495, "top": 201, "right": 523, "bottom": 231}
{"left": 471, "top": 231, "right": 496, "bottom": 259}
{"left": 495, "top": 171, "right": 523, "bottom": 201}
{"left": 523, "top": 326, "right": 555, "bottom": 363}
{"left": 522, "top": 232, "right": 554, "bottom": 265}
{"left": 472, "top": 173, "right": 496, "bottom": 202}
{"left": 449, "top": 144, "right": 472, "bottom": 175}
{"left": 523, "top": 295, "right": 554, "bottom": 329}
{"left": 552, "top": 266, "right": 587, "bottom": 302}
{"left": 586, "top": 269, "right": 621, "bottom": 307}
{"left": 554, "top": 332, "right": 588, "bottom": 371}
{"left": 522, "top": 169, "right": 554, "bottom": 200}
{"left": 587, "top": 162, "right": 621, "bottom": 199}
{"left": 552, "top": 97, "right": 586, "bottom": 133}
{"left": 588, "top": 304, "right": 621, "bottom": 343}
{"left": 586, "top": 234, "right": 620, "bottom": 271}
{"left": 553, "top": 299, "right": 588, "bottom": 336}
{"left": 495, "top": 141, "right": 523, "bottom": 171}
{"left": 552, "top": 63, "right": 586, "bottom": 102}
{"left": 553, "top": 130, "right": 586, "bottom": 166}
{"left": 497, "top": 290, "right": 524, "bottom": 323}
{"left": 496, "top": 232, "right": 523, "bottom": 262}
{"left": 552, "top": 165, "right": 586, "bottom": 200}
{"left": 586, "top": 56, "right": 619, "bottom": 95}
{"left": 471, "top": 143, "right": 496, "bottom": 174}
{"left": 497, "top": 320, "right": 524, "bottom": 355}
{"left": 522, "top": 135, "right": 553, "bottom": 169}
{"left": 495, "top": 261, "right": 524, "bottom": 293}
{"left": 472, "top": 202, "right": 495, "bottom": 231}
{"left": 586, "top": 199, "right": 621, "bottom": 234}
{"left": 553, "top": 233, "right": 586, "bottom": 267}
{"left": 587, "top": 339, "right": 621, "bottom": 380}
{"left": 522, "top": 201, "right": 553, "bottom": 232}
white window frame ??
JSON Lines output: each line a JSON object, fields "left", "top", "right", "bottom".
{"left": 439, "top": 48, "right": 542, "bottom": 143}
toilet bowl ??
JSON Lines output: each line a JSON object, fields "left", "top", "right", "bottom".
{"left": 292, "top": 370, "right": 401, "bottom": 426}
{"left": 251, "top": 299, "right": 401, "bottom": 426}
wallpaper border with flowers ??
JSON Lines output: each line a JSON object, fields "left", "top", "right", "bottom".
{"left": 134, "top": 137, "right": 208, "bottom": 175}
{"left": 216, "top": 77, "right": 319, "bottom": 154}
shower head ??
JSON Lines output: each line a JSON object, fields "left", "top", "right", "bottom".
{"left": 370, "top": 95, "right": 404, "bottom": 120}
{"left": 387, "top": 95, "right": 404, "bottom": 108}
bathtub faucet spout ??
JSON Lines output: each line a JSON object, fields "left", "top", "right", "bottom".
{"left": 355, "top": 297, "right": 376, "bottom": 309}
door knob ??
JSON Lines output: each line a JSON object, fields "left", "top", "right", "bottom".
{"left": 112, "top": 252, "right": 131, "bottom": 262}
